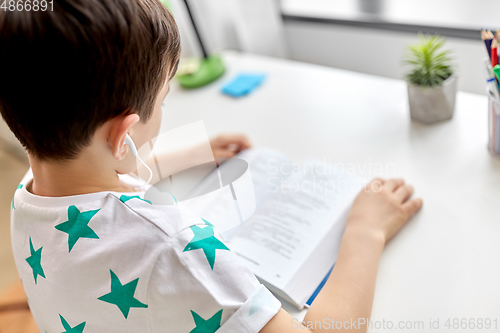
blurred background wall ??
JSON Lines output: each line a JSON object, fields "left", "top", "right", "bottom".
{"left": 170, "top": 0, "right": 490, "bottom": 96}
{"left": 168, "top": 0, "right": 288, "bottom": 58}
{"left": 285, "top": 24, "right": 485, "bottom": 96}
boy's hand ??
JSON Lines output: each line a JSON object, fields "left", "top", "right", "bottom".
{"left": 346, "top": 178, "right": 423, "bottom": 244}
{"left": 210, "top": 134, "right": 252, "bottom": 160}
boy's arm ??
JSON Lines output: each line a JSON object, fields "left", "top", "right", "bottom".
{"left": 133, "top": 134, "right": 251, "bottom": 180}
{"left": 260, "top": 178, "right": 423, "bottom": 333}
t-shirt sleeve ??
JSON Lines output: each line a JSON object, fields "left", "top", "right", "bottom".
{"left": 147, "top": 223, "right": 281, "bottom": 333}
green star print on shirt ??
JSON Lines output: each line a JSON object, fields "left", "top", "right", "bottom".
{"left": 25, "top": 237, "right": 45, "bottom": 284}
{"left": 189, "top": 309, "right": 223, "bottom": 333}
{"left": 183, "top": 225, "right": 229, "bottom": 270}
{"left": 201, "top": 218, "right": 214, "bottom": 227}
{"left": 98, "top": 270, "right": 148, "bottom": 319}
{"left": 55, "top": 205, "right": 100, "bottom": 252}
{"left": 59, "top": 315, "right": 86, "bottom": 333}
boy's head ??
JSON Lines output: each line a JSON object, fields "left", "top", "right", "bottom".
{"left": 0, "top": 0, "right": 180, "bottom": 165}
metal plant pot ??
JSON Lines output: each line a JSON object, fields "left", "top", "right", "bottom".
{"left": 407, "top": 75, "right": 458, "bottom": 124}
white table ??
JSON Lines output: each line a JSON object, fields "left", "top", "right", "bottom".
{"left": 161, "top": 51, "right": 500, "bottom": 331}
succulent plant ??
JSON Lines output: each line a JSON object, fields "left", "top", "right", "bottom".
{"left": 403, "top": 33, "right": 454, "bottom": 87}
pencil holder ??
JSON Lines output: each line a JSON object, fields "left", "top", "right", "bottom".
{"left": 487, "top": 89, "right": 500, "bottom": 159}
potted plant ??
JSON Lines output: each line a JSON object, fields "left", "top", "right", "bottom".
{"left": 403, "top": 33, "right": 457, "bottom": 124}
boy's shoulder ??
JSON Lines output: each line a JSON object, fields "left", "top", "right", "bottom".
{"left": 112, "top": 192, "right": 206, "bottom": 237}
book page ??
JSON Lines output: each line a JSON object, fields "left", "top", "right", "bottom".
{"left": 178, "top": 148, "right": 292, "bottom": 239}
{"left": 235, "top": 148, "right": 292, "bottom": 207}
{"left": 230, "top": 161, "right": 365, "bottom": 289}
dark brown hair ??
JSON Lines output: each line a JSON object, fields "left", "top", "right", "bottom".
{"left": 0, "top": 0, "right": 180, "bottom": 161}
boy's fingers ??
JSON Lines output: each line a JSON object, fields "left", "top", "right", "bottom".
{"left": 228, "top": 135, "right": 252, "bottom": 149}
{"left": 213, "top": 149, "right": 236, "bottom": 165}
{"left": 402, "top": 198, "right": 423, "bottom": 216}
{"left": 368, "top": 178, "right": 385, "bottom": 192}
{"left": 385, "top": 178, "right": 405, "bottom": 192}
{"left": 394, "top": 185, "right": 414, "bottom": 203}
{"left": 213, "top": 149, "right": 236, "bottom": 159}
{"left": 213, "top": 134, "right": 252, "bottom": 149}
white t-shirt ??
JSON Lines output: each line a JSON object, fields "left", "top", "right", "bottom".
{"left": 10, "top": 170, "right": 281, "bottom": 333}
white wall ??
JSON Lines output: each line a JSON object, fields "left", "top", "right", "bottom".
{"left": 284, "top": 21, "right": 487, "bottom": 95}
{"left": 170, "top": 0, "right": 287, "bottom": 58}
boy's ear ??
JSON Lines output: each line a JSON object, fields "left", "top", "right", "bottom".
{"left": 108, "top": 113, "right": 140, "bottom": 161}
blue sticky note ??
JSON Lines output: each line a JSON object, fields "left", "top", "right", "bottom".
{"left": 221, "top": 73, "right": 266, "bottom": 97}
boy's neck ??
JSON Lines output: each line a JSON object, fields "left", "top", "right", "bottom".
{"left": 28, "top": 154, "right": 136, "bottom": 197}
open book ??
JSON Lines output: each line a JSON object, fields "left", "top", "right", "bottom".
{"left": 145, "top": 148, "right": 365, "bottom": 309}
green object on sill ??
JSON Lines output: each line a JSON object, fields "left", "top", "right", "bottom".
{"left": 177, "top": 55, "right": 225, "bottom": 89}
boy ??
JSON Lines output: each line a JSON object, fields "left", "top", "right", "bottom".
{"left": 0, "top": 1, "right": 422, "bottom": 332}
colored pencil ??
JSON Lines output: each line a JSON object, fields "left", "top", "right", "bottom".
{"left": 483, "top": 59, "right": 500, "bottom": 100}
{"left": 487, "top": 30, "right": 494, "bottom": 59}
{"left": 492, "top": 38, "right": 498, "bottom": 68}
{"left": 481, "top": 30, "right": 500, "bottom": 157}
{"left": 482, "top": 30, "right": 492, "bottom": 59}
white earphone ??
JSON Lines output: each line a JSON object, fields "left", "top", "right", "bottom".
{"left": 124, "top": 134, "right": 153, "bottom": 188}
{"left": 124, "top": 134, "right": 139, "bottom": 157}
